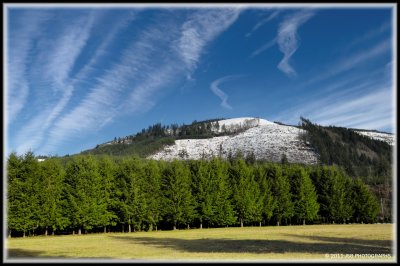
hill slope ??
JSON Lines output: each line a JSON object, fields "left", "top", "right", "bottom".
{"left": 81, "top": 116, "right": 393, "bottom": 166}
{"left": 149, "top": 117, "right": 318, "bottom": 164}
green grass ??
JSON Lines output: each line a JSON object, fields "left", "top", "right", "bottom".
{"left": 5, "top": 224, "right": 395, "bottom": 262}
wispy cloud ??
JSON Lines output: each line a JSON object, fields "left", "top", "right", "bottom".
{"left": 277, "top": 9, "right": 315, "bottom": 77}
{"left": 38, "top": 9, "right": 240, "bottom": 155}
{"left": 245, "top": 10, "right": 280, "bottom": 38}
{"left": 13, "top": 11, "right": 138, "bottom": 155}
{"left": 342, "top": 21, "right": 391, "bottom": 52}
{"left": 39, "top": 24, "right": 166, "bottom": 154}
{"left": 13, "top": 12, "right": 97, "bottom": 154}
{"left": 210, "top": 75, "right": 244, "bottom": 110}
{"left": 305, "top": 39, "right": 391, "bottom": 86}
{"left": 273, "top": 65, "right": 393, "bottom": 132}
{"left": 176, "top": 8, "right": 241, "bottom": 72}
{"left": 7, "top": 10, "right": 50, "bottom": 123}
{"left": 314, "top": 87, "right": 393, "bottom": 130}
{"left": 249, "top": 37, "right": 276, "bottom": 58}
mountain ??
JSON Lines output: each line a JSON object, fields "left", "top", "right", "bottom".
{"left": 80, "top": 116, "right": 393, "bottom": 179}
{"left": 81, "top": 116, "right": 393, "bottom": 163}
{"left": 149, "top": 117, "right": 319, "bottom": 164}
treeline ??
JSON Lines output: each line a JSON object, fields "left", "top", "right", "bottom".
{"left": 114, "top": 119, "right": 226, "bottom": 144}
{"left": 108, "top": 117, "right": 260, "bottom": 145}
{"left": 83, "top": 137, "right": 175, "bottom": 157}
{"left": 7, "top": 152, "right": 381, "bottom": 238}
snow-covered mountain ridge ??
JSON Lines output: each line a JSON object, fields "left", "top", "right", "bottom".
{"left": 149, "top": 117, "right": 318, "bottom": 164}
{"left": 353, "top": 130, "right": 395, "bottom": 146}
{"left": 148, "top": 117, "right": 394, "bottom": 163}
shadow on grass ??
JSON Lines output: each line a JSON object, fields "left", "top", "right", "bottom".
{"left": 6, "top": 248, "right": 112, "bottom": 260}
{"left": 7, "top": 249, "right": 46, "bottom": 258}
{"left": 110, "top": 235, "right": 392, "bottom": 255}
{"left": 285, "top": 234, "right": 393, "bottom": 250}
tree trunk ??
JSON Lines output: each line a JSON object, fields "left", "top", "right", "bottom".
{"left": 8, "top": 229, "right": 11, "bottom": 239}
{"left": 128, "top": 224, "right": 131, "bottom": 233}
{"left": 122, "top": 224, "right": 124, "bottom": 233}
{"left": 104, "top": 226, "right": 107, "bottom": 233}
{"left": 23, "top": 231, "right": 26, "bottom": 238}
{"left": 303, "top": 219, "right": 305, "bottom": 226}
{"left": 277, "top": 221, "right": 280, "bottom": 226}
{"left": 78, "top": 227, "right": 82, "bottom": 235}
{"left": 259, "top": 221, "right": 262, "bottom": 227}
{"left": 200, "top": 223, "right": 203, "bottom": 229}
{"left": 52, "top": 231, "right": 55, "bottom": 236}
{"left": 155, "top": 225, "right": 158, "bottom": 231}
{"left": 240, "top": 218, "right": 243, "bottom": 228}
{"left": 73, "top": 230, "right": 75, "bottom": 235}
{"left": 173, "top": 222, "right": 177, "bottom": 230}
{"left": 187, "top": 224, "right": 190, "bottom": 229}
{"left": 45, "top": 227, "right": 48, "bottom": 236}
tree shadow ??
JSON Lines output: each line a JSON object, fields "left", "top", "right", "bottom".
{"left": 110, "top": 235, "right": 392, "bottom": 255}
{"left": 284, "top": 234, "right": 393, "bottom": 251}
{"left": 6, "top": 248, "right": 112, "bottom": 260}
{"left": 7, "top": 249, "right": 47, "bottom": 258}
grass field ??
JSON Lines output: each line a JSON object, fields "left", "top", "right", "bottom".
{"left": 5, "top": 224, "right": 395, "bottom": 262}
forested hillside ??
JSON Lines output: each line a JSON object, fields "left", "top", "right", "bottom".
{"left": 7, "top": 152, "right": 381, "bottom": 238}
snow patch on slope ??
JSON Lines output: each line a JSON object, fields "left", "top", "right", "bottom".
{"left": 354, "top": 130, "right": 394, "bottom": 146}
{"left": 149, "top": 117, "right": 318, "bottom": 164}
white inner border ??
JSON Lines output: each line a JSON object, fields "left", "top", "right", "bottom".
{"left": 3, "top": 2, "right": 397, "bottom": 264}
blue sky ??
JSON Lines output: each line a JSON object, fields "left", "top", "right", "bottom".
{"left": 5, "top": 4, "right": 396, "bottom": 156}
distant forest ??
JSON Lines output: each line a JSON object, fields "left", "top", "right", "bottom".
{"left": 7, "top": 152, "right": 383, "bottom": 238}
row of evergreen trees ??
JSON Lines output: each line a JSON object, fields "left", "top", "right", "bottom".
{"left": 7, "top": 152, "right": 380, "bottom": 237}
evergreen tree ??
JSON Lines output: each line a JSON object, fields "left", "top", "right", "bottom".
{"left": 254, "top": 164, "right": 276, "bottom": 226}
{"left": 230, "top": 159, "right": 263, "bottom": 227}
{"left": 7, "top": 152, "right": 22, "bottom": 237}
{"left": 38, "top": 158, "right": 68, "bottom": 235}
{"left": 192, "top": 159, "right": 236, "bottom": 228}
{"left": 330, "top": 170, "right": 353, "bottom": 224}
{"left": 115, "top": 157, "right": 147, "bottom": 232}
{"left": 289, "top": 166, "right": 319, "bottom": 225}
{"left": 142, "top": 160, "right": 163, "bottom": 231}
{"left": 191, "top": 160, "right": 213, "bottom": 229}
{"left": 209, "top": 159, "right": 236, "bottom": 227}
{"left": 162, "top": 160, "right": 196, "bottom": 230}
{"left": 271, "top": 165, "right": 294, "bottom": 226}
{"left": 351, "top": 178, "right": 380, "bottom": 223}
{"left": 64, "top": 155, "right": 108, "bottom": 234}
{"left": 7, "top": 152, "right": 41, "bottom": 237}
{"left": 97, "top": 156, "right": 119, "bottom": 232}
{"left": 314, "top": 166, "right": 353, "bottom": 224}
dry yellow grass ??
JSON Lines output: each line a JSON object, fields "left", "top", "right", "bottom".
{"left": 5, "top": 224, "right": 395, "bottom": 262}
